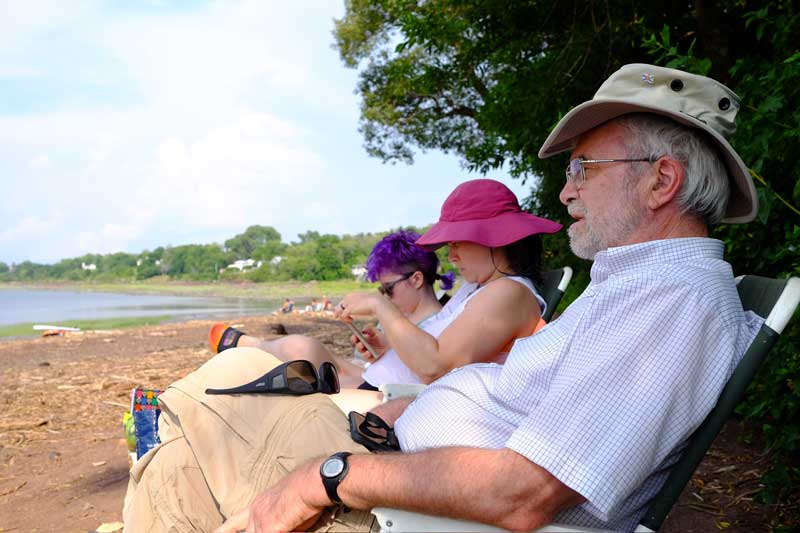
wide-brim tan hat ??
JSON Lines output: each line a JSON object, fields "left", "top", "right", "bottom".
{"left": 538, "top": 63, "right": 757, "bottom": 223}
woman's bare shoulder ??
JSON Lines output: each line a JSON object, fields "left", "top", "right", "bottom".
{"left": 467, "top": 276, "right": 537, "bottom": 309}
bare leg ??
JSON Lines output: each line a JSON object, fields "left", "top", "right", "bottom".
{"left": 237, "top": 334, "right": 366, "bottom": 388}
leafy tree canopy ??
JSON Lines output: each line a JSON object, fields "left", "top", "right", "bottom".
{"left": 225, "top": 225, "right": 284, "bottom": 261}
{"left": 0, "top": 226, "right": 451, "bottom": 286}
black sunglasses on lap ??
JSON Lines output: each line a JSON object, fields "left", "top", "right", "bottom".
{"left": 205, "top": 360, "right": 340, "bottom": 396}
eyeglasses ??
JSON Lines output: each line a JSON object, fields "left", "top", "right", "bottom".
{"left": 565, "top": 156, "right": 659, "bottom": 189}
{"left": 378, "top": 271, "right": 415, "bottom": 297}
{"left": 204, "top": 360, "right": 340, "bottom": 396}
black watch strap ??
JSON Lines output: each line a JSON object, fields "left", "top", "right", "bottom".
{"left": 320, "top": 452, "right": 352, "bottom": 505}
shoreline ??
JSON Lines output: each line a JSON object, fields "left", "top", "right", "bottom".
{"left": 0, "top": 279, "right": 374, "bottom": 299}
{"left": 0, "top": 280, "right": 373, "bottom": 338}
{"left": 0, "top": 307, "right": 345, "bottom": 340}
{"left": 0, "top": 315, "right": 175, "bottom": 339}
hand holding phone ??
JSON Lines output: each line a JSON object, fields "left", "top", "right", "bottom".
{"left": 344, "top": 321, "right": 382, "bottom": 361}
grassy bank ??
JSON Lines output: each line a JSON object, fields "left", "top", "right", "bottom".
{"left": 0, "top": 279, "right": 375, "bottom": 299}
{"left": 0, "top": 315, "right": 173, "bottom": 338}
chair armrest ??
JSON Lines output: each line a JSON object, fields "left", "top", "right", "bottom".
{"left": 372, "top": 507, "right": 628, "bottom": 532}
{"left": 766, "top": 277, "right": 800, "bottom": 333}
{"left": 558, "top": 266, "right": 573, "bottom": 292}
{"left": 378, "top": 383, "right": 427, "bottom": 403}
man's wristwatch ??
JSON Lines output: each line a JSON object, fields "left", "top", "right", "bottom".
{"left": 320, "top": 452, "right": 352, "bottom": 505}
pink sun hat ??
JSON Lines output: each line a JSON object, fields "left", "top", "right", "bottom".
{"left": 416, "top": 179, "right": 562, "bottom": 250}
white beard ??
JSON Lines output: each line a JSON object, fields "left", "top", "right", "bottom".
{"left": 567, "top": 199, "right": 646, "bottom": 260}
{"left": 567, "top": 219, "right": 604, "bottom": 260}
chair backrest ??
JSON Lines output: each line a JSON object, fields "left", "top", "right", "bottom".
{"left": 539, "top": 267, "right": 573, "bottom": 322}
{"left": 640, "top": 275, "right": 800, "bottom": 531}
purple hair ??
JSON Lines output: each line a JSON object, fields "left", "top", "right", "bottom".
{"left": 366, "top": 230, "right": 454, "bottom": 291}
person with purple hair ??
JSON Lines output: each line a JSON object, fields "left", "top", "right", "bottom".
{"left": 356, "top": 230, "right": 456, "bottom": 389}
{"left": 208, "top": 230, "right": 454, "bottom": 389}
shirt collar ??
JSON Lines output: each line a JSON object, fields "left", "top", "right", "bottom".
{"left": 590, "top": 238, "right": 725, "bottom": 284}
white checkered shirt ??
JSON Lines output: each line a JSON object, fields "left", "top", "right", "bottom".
{"left": 395, "top": 238, "right": 763, "bottom": 532}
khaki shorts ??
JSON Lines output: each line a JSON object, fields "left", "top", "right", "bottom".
{"left": 123, "top": 348, "right": 374, "bottom": 532}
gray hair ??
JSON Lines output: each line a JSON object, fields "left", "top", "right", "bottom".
{"left": 616, "top": 114, "right": 730, "bottom": 225}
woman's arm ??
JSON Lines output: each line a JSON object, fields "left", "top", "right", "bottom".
{"left": 340, "top": 279, "right": 541, "bottom": 383}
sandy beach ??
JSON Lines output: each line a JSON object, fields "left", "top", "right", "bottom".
{"left": 0, "top": 315, "right": 792, "bottom": 532}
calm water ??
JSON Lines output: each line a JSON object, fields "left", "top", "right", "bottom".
{"left": 0, "top": 289, "right": 283, "bottom": 327}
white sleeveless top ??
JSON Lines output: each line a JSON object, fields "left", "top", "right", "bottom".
{"left": 362, "top": 276, "right": 544, "bottom": 387}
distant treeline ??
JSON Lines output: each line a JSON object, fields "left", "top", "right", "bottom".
{"left": 0, "top": 225, "right": 450, "bottom": 283}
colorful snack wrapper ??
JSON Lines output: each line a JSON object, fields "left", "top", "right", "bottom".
{"left": 130, "top": 388, "right": 162, "bottom": 459}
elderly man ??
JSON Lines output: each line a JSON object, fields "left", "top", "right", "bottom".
{"left": 123, "top": 64, "right": 763, "bottom": 533}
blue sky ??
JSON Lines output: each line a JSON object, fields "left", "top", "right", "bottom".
{"left": 0, "top": 0, "right": 533, "bottom": 265}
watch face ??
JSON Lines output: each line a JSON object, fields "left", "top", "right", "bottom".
{"left": 321, "top": 457, "right": 345, "bottom": 478}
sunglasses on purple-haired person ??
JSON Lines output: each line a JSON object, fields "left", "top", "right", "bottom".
{"left": 378, "top": 271, "right": 415, "bottom": 297}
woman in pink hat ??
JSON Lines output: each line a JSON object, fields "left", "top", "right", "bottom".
{"left": 337, "top": 178, "right": 561, "bottom": 384}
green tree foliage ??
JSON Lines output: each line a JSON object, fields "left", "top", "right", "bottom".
{"left": 335, "top": 0, "right": 800, "bottom": 503}
{"left": 159, "top": 244, "right": 232, "bottom": 281}
{"left": 7, "top": 261, "right": 51, "bottom": 281}
{"left": 99, "top": 252, "right": 138, "bottom": 280}
{"left": 225, "top": 225, "right": 286, "bottom": 262}
{"left": 0, "top": 226, "right": 450, "bottom": 286}
{"left": 135, "top": 248, "right": 165, "bottom": 280}
{"left": 272, "top": 232, "right": 376, "bottom": 281}
{"left": 0, "top": 262, "right": 9, "bottom": 274}
{"left": 49, "top": 257, "right": 87, "bottom": 281}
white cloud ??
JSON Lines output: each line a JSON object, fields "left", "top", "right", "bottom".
{"left": 0, "top": 64, "right": 41, "bottom": 77}
{"left": 0, "top": 1, "right": 344, "bottom": 263}
{"left": 0, "top": 215, "right": 54, "bottom": 242}
{"left": 90, "top": 2, "right": 314, "bottom": 118}
{"left": 0, "top": 1, "right": 536, "bottom": 265}
{"left": 29, "top": 154, "right": 51, "bottom": 169}
{"left": 76, "top": 223, "right": 142, "bottom": 255}
{"left": 132, "top": 111, "right": 327, "bottom": 231}
{"left": 0, "top": 1, "right": 97, "bottom": 80}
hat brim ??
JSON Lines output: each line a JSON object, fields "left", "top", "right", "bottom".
{"left": 416, "top": 211, "right": 562, "bottom": 251}
{"left": 538, "top": 99, "right": 757, "bottom": 223}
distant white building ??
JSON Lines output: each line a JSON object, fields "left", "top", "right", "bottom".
{"left": 137, "top": 258, "right": 160, "bottom": 267}
{"left": 226, "top": 259, "right": 262, "bottom": 271}
{"left": 351, "top": 264, "right": 367, "bottom": 280}
{"left": 81, "top": 262, "right": 97, "bottom": 271}
{"left": 270, "top": 256, "right": 283, "bottom": 265}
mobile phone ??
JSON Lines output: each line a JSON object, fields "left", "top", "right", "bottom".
{"left": 344, "top": 321, "right": 382, "bottom": 361}
{"left": 347, "top": 411, "right": 400, "bottom": 453}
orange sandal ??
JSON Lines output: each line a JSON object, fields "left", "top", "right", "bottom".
{"left": 209, "top": 323, "right": 246, "bottom": 354}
